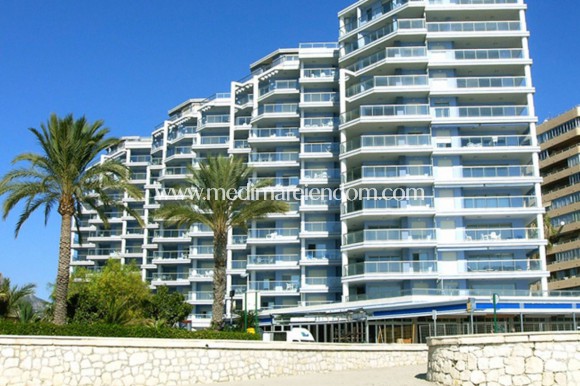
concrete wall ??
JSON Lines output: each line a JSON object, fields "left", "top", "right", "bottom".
{"left": 0, "top": 336, "right": 427, "bottom": 385}
{"left": 427, "top": 332, "right": 580, "bottom": 386}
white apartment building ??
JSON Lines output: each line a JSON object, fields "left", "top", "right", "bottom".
{"left": 71, "top": 0, "right": 552, "bottom": 330}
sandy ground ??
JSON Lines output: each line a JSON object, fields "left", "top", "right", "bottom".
{"left": 218, "top": 364, "right": 432, "bottom": 386}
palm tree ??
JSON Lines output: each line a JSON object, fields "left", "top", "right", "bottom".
{"left": 0, "top": 277, "right": 36, "bottom": 319}
{"left": 0, "top": 113, "right": 142, "bottom": 325}
{"left": 155, "top": 156, "right": 288, "bottom": 329}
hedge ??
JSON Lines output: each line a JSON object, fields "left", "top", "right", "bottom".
{"left": 0, "top": 321, "right": 261, "bottom": 340}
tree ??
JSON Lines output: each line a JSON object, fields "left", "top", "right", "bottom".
{"left": 0, "top": 277, "right": 36, "bottom": 319}
{"left": 0, "top": 113, "right": 142, "bottom": 325}
{"left": 68, "top": 259, "right": 151, "bottom": 325}
{"left": 145, "top": 286, "right": 193, "bottom": 327}
{"left": 155, "top": 156, "right": 288, "bottom": 329}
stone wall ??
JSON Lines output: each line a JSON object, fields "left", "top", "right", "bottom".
{"left": 0, "top": 336, "right": 427, "bottom": 385}
{"left": 427, "top": 332, "right": 580, "bottom": 386}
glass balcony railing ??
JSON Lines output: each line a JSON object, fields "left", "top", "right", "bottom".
{"left": 427, "top": 21, "right": 521, "bottom": 33}
{"left": 152, "top": 273, "right": 189, "bottom": 281}
{"left": 429, "top": 48, "right": 525, "bottom": 61}
{"left": 87, "top": 248, "right": 122, "bottom": 256}
{"left": 340, "top": 0, "right": 410, "bottom": 35}
{"left": 188, "top": 291, "right": 214, "bottom": 301}
{"left": 440, "top": 135, "right": 532, "bottom": 148}
{"left": 130, "top": 173, "right": 147, "bottom": 180}
{"left": 166, "top": 146, "right": 192, "bottom": 157}
{"left": 190, "top": 246, "right": 214, "bottom": 255}
{"left": 235, "top": 116, "right": 252, "bottom": 126}
{"left": 235, "top": 94, "right": 254, "bottom": 106}
{"left": 346, "top": 46, "right": 427, "bottom": 73}
{"left": 302, "top": 143, "right": 339, "bottom": 153}
{"left": 248, "top": 254, "right": 300, "bottom": 265}
{"left": 342, "top": 134, "right": 431, "bottom": 153}
{"left": 249, "top": 281, "right": 300, "bottom": 292}
{"left": 251, "top": 55, "right": 299, "bottom": 78}
{"left": 189, "top": 268, "right": 214, "bottom": 278}
{"left": 250, "top": 128, "right": 299, "bottom": 138}
{"left": 163, "top": 166, "right": 189, "bottom": 176}
{"left": 249, "top": 176, "right": 300, "bottom": 187}
{"left": 344, "top": 197, "right": 434, "bottom": 214}
{"left": 152, "top": 251, "right": 190, "bottom": 260}
{"left": 344, "top": 228, "right": 435, "bottom": 245}
{"left": 249, "top": 152, "right": 299, "bottom": 163}
{"left": 345, "top": 261, "right": 437, "bottom": 276}
{"left": 461, "top": 165, "right": 535, "bottom": 178}
{"left": 299, "top": 42, "right": 339, "bottom": 49}
{"left": 302, "top": 168, "right": 341, "bottom": 180}
{"left": 303, "top": 196, "right": 340, "bottom": 206}
{"left": 129, "top": 155, "right": 150, "bottom": 163}
{"left": 462, "top": 195, "right": 537, "bottom": 209}
{"left": 466, "top": 259, "right": 541, "bottom": 273}
{"left": 201, "top": 115, "right": 230, "bottom": 126}
{"left": 231, "top": 260, "right": 247, "bottom": 270}
{"left": 304, "top": 277, "right": 341, "bottom": 287}
{"left": 346, "top": 75, "right": 428, "bottom": 97}
{"left": 344, "top": 165, "right": 432, "bottom": 183}
{"left": 431, "top": 76, "right": 527, "bottom": 89}
{"left": 193, "top": 136, "right": 229, "bottom": 145}
{"left": 249, "top": 228, "right": 299, "bottom": 239}
{"left": 302, "top": 92, "right": 338, "bottom": 103}
{"left": 257, "top": 104, "right": 299, "bottom": 115}
{"left": 153, "top": 230, "right": 189, "bottom": 238}
{"left": 259, "top": 80, "right": 299, "bottom": 96}
{"left": 432, "top": 105, "right": 529, "bottom": 118}
{"left": 233, "top": 140, "right": 249, "bottom": 149}
{"left": 463, "top": 227, "right": 539, "bottom": 241}
{"left": 303, "top": 221, "right": 341, "bottom": 233}
{"left": 167, "top": 126, "right": 195, "bottom": 142}
{"left": 343, "top": 19, "right": 425, "bottom": 55}
{"left": 302, "top": 68, "right": 337, "bottom": 79}
{"left": 88, "top": 230, "right": 122, "bottom": 238}
{"left": 302, "top": 117, "right": 339, "bottom": 128}
{"left": 304, "top": 249, "right": 341, "bottom": 261}
{"left": 231, "top": 235, "right": 247, "bottom": 245}
{"left": 341, "top": 104, "right": 430, "bottom": 124}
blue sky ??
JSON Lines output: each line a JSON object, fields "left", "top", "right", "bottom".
{"left": 0, "top": 1, "right": 578, "bottom": 299}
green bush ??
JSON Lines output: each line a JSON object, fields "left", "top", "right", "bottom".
{"left": 0, "top": 320, "right": 260, "bottom": 340}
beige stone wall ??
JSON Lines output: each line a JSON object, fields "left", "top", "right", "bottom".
{"left": 0, "top": 336, "right": 427, "bottom": 385}
{"left": 427, "top": 332, "right": 580, "bottom": 386}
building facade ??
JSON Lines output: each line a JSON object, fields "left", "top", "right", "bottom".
{"left": 71, "top": 0, "right": 550, "bottom": 328}
{"left": 538, "top": 106, "right": 580, "bottom": 291}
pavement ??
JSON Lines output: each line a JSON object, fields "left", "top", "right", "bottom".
{"left": 219, "top": 364, "right": 432, "bottom": 386}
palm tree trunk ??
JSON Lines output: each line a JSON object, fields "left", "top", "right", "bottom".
{"left": 211, "top": 229, "right": 227, "bottom": 329}
{"left": 53, "top": 212, "right": 72, "bottom": 325}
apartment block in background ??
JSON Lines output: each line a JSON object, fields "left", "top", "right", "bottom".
{"left": 538, "top": 106, "right": 580, "bottom": 290}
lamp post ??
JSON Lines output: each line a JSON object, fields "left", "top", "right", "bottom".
{"left": 228, "top": 289, "right": 235, "bottom": 326}
{"left": 492, "top": 293, "right": 500, "bottom": 333}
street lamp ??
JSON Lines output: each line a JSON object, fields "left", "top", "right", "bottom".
{"left": 492, "top": 293, "right": 500, "bottom": 333}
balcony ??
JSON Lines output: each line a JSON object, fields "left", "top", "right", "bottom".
{"left": 128, "top": 155, "right": 150, "bottom": 164}
{"left": 346, "top": 46, "right": 427, "bottom": 73}
{"left": 230, "top": 260, "right": 247, "bottom": 270}
{"left": 346, "top": 75, "right": 428, "bottom": 98}
{"left": 248, "top": 128, "right": 299, "bottom": 143}
{"left": 302, "top": 221, "right": 341, "bottom": 235}
{"left": 303, "top": 277, "right": 341, "bottom": 289}
{"left": 189, "top": 268, "right": 214, "bottom": 280}
{"left": 130, "top": 172, "right": 147, "bottom": 182}
{"left": 456, "top": 227, "right": 540, "bottom": 243}
{"left": 343, "top": 165, "right": 433, "bottom": 184}
{"left": 254, "top": 104, "right": 299, "bottom": 121}
{"left": 340, "top": 0, "right": 417, "bottom": 36}
{"left": 160, "top": 166, "right": 189, "bottom": 179}
{"left": 230, "top": 235, "right": 247, "bottom": 246}
{"left": 426, "top": 21, "right": 522, "bottom": 34}
{"left": 87, "top": 230, "right": 122, "bottom": 240}
{"left": 248, "top": 228, "right": 300, "bottom": 242}
{"left": 199, "top": 114, "right": 230, "bottom": 130}
{"left": 249, "top": 281, "right": 300, "bottom": 292}
{"left": 341, "top": 104, "right": 430, "bottom": 125}
{"left": 301, "top": 117, "right": 339, "bottom": 132}
{"left": 247, "top": 254, "right": 300, "bottom": 267}
{"left": 301, "top": 68, "right": 338, "bottom": 82}
{"left": 87, "top": 248, "right": 122, "bottom": 258}
{"left": 248, "top": 176, "right": 299, "bottom": 189}
{"left": 430, "top": 76, "right": 528, "bottom": 93}
{"left": 235, "top": 116, "right": 252, "bottom": 128}
{"left": 461, "top": 195, "right": 538, "bottom": 210}
{"left": 259, "top": 80, "right": 299, "bottom": 100}
{"left": 248, "top": 152, "right": 299, "bottom": 166}
{"left": 300, "top": 168, "right": 341, "bottom": 184}
{"left": 192, "top": 136, "right": 229, "bottom": 148}
{"left": 235, "top": 94, "right": 254, "bottom": 109}
{"left": 151, "top": 251, "right": 190, "bottom": 263}
{"left": 344, "top": 261, "right": 437, "bottom": 276}
{"left": 301, "top": 92, "right": 339, "bottom": 105}
{"left": 302, "top": 249, "right": 342, "bottom": 264}
{"left": 165, "top": 146, "right": 192, "bottom": 160}
{"left": 341, "top": 134, "right": 431, "bottom": 155}
{"left": 427, "top": 0, "right": 521, "bottom": 5}
{"left": 153, "top": 229, "right": 190, "bottom": 241}
{"left": 232, "top": 140, "right": 250, "bottom": 151}
{"left": 432, "top": 105, "right": 531, "bottom": 123}
{"left": 344, "top": 228, "right": 435, "bottom": 246}
{"left": 167, "top": 126, "right": 195, "bottom": 143}
{"left": 189, "top": 246, "right": 214, "bottom": 257}
{"left": 434, "top": 135, "right": 534, "bottom": 153}
{"left": 187, "top": 291, "right": 214, "bottom": 302}
{"left": 429, "top": 48, "right": 526, "bottom": 64}
{"left": 465, "top": 259, "right": 541, "bottom": 273}
{"left": 461, "top": 165, "right": 535, "bottom": 178}
{"left": 151, "top": 273, "right": 189, "bottom": 283}
{"left": 300, "top": 143, "right": 339, "bottom": 158}
{"left": 343, "top": 197, "right": 434, "bottom": 216}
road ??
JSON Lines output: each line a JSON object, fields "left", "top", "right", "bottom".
{"left": 219, "top": 364, "right": 432, "bottom": 386}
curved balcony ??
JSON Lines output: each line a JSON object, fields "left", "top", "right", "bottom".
{"left": 199, "top": 114, "right": 230, "bottom": 130}
{"left": 259, "top": 80, "right": 299, "bottom": 101}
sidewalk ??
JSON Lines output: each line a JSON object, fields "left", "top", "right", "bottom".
{"left": 219, "top": 364, "right": 432, "bottom": 386}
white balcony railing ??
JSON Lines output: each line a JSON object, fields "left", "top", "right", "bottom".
{"left": 344, "top": 228, "right": 435, "bottom": 245}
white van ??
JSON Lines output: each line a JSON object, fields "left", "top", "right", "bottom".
{"left": 263, "top": 327, "right": 315, "bottom": 342}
